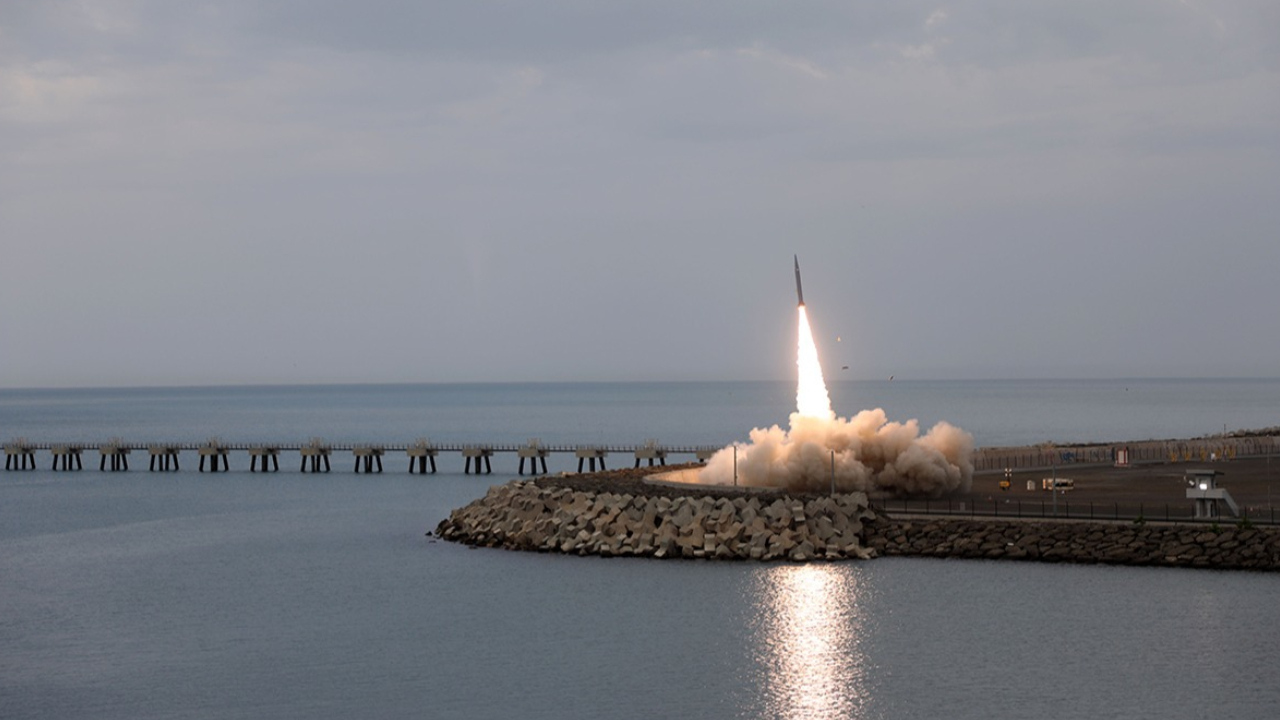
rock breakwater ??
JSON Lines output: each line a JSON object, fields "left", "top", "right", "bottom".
{"left": 435, "top": 480, "right": 879, "bottom": 560}
{"left": 868, "top": 517, "right": 1280, "bottom": 570}
{"left": 435, "top": 470, "right": 1280, "bottom": 570}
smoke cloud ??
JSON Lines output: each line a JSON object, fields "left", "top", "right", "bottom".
{"left": 697, "top": 409, "right": 974, "bottom": 496}
{"left": 696, "top": 288, "right": 972, "bottom": 496}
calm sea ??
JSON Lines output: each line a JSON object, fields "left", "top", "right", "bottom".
{"left": 5, "top": 378, "right": 1280, "bottom": 449}
{"left": 2, "top": 380, "right": 1278, "bottom": 720}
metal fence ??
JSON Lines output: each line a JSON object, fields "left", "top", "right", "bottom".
{"left": 879, "top": 496, "right": 1279, "bottom": 526}
{"left": 972, "top": 436, "right": 1280, "bottom": 472}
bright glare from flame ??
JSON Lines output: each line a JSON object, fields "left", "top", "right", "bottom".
{"left": 796, "top": 306, "right": 833, "bottom": 420}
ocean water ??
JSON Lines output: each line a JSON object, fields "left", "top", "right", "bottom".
{"left": 3, "top": 380, "right": 1279, "bottom": 720}
{"left": 5, "top": 378, "right": 1280, "bottom": 450}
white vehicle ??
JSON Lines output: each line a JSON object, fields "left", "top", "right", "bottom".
{"left": 1041, "top": 478, "right": 1075, "bottom": 491}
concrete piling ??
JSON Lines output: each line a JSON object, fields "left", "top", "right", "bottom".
{"left": 407, "top": 442, "right": 438, "bottom": 474}
{"left": 198, "top": 443, "right": 229, "bottom": 472}
{"left": 463, "top": 446, "right": 493, "bottom": 475}
{"left": 353, "top": 446, "right": 384, "bottom": 473}
{"left": 149, "top": 445, "right": 181, "bottom": 471}
{"left": 248, "top": 447, "right": 280, "bottom": 472}
{"left": 634, "top": 440, "right": 667, "bottom": 468}
{"left": 300, "top": 443, "right": 332, "bottom": 473}
{"left": 99, "top": 444, "right": 130, "bottom": 471}
{"left": 5, "top": 444, "right": 37, "bottom": 470}
{"left": 51, "top": 445, "right": 84, "bottom": 471}
{"left": 575, "top": 447, "right": 608, "bottom": 472}
{"left": 517, "top": 440, "right": 549, "bottom": 475}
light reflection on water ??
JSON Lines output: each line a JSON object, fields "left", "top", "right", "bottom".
{"left": 753, "top": 564, "right": 870, "bottom": 719}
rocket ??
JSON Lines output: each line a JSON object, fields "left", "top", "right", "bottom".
{"left": 794, "top": 255, "right": 805, "bottom": 306}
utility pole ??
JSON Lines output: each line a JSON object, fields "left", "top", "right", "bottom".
{"left": 1052, "top": 463, "right": 1058, "bottom": 517}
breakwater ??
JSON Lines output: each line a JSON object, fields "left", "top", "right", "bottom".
{"left": 434, "top": 479, "right": 878, "bottom": 560}
{"left": 437, "top": 472, "right": 1280, "bottom": 571}
{"left": 866, "top": 516, "right": 1280, "bottom": 570}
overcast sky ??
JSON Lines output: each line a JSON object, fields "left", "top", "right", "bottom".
{"left": 2, "top": 1, "right": 1277, "bottom": 387}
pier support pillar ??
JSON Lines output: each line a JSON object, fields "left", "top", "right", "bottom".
{"left": 51, "top": 446, "right": 84, "bottom": 471}
{"left": 575, "top": 448, "right": 608, "bottom": 473}
{"left": 300, "top": 446, "right": 332, "bottom": 473}
{"left": 407, "top": 446, "right": 438, "bottom": 474}
{"left": 5, "top": 445, "right": 36, "bottom": 470}
{"left": 353, "top": 447, "right": 384, "bottom": 474}
{"left": 463, "top": 447, "right": 493, "bottom": 475}
{"left": 149, "top": 446, "right": 181, "bottom": 471}
{"left": 249, "top": 447, "right": 280, "bottom": 472}
{"left": 634, "top": 444, "right": 667, "bottom": 468}
{"left": 198, "top": 445, "right": 229, "bottom": 472}
{"left": 99, "top": 445, "right": 131, "bottom": 471}
{"left": 517, "top": 444, "right": 549, "bottom": 475}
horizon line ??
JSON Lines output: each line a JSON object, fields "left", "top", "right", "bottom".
{"left": 4, "top": 376, "right": 1280, "bottom": 393}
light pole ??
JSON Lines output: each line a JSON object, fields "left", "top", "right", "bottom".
{"left": 1052, "top": 462, "right": 1058, "bottom": 517}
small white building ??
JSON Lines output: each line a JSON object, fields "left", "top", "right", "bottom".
{"left": 1185, "top": 469, "right": 1238, "bottom": 519}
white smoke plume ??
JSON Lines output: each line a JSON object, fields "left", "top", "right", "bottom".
{"left": 697, "top": 409, "right": 974, "bottom": 496}
{"left": 696, "top": 303, "right": 973, "bottom": 496}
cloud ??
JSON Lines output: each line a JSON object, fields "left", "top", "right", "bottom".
{"left": 1, "top": 0, "right": 1277, "bottom": 386}
{"left": 442, "top": 66, "right": 546, "bottom": 123}
{"left": 0, "top": 64, "right": 111, "bottom": 124}
{"left": 735, "top": 45, "right": 829, "bottom": 80}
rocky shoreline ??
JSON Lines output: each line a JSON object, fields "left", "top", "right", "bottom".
{"left": 435, "top": 475, "right": 878, "bottom": 560}
{"left": 435, "top": 466, "right": 1280, "bottom": 571}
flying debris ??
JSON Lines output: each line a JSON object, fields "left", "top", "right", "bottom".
{"left": 794, "top": 255, "right": 805, "bottom": 307}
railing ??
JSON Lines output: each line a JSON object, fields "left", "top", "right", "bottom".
{"left": 972, "top": 436, "right": 1280, "bottom": 472}
{"left": 2, "top": 441, "right": 719, "bottom": 454}
{"left": 879, "top": 496, "right": 1280, "bottom": 526}
{"left": 1, "top": 439, "right": 722, "bottom": 474}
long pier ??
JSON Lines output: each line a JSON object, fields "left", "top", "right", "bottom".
{"left": 2, "top": 440, "right": 721, "bottom": 475}
{"left": 6, "top": 435, "right": 1277, "bottom": 476}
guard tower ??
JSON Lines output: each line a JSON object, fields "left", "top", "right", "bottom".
{"left": 1185, "top": 469, "right": 1239, "bottom": 519}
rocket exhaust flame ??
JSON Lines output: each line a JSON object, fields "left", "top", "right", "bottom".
{"left": 795, "top": 305, "right": 832, "bottom": 420}
{"left": 696, "top": 258, "right": 974, "bottom": 496}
